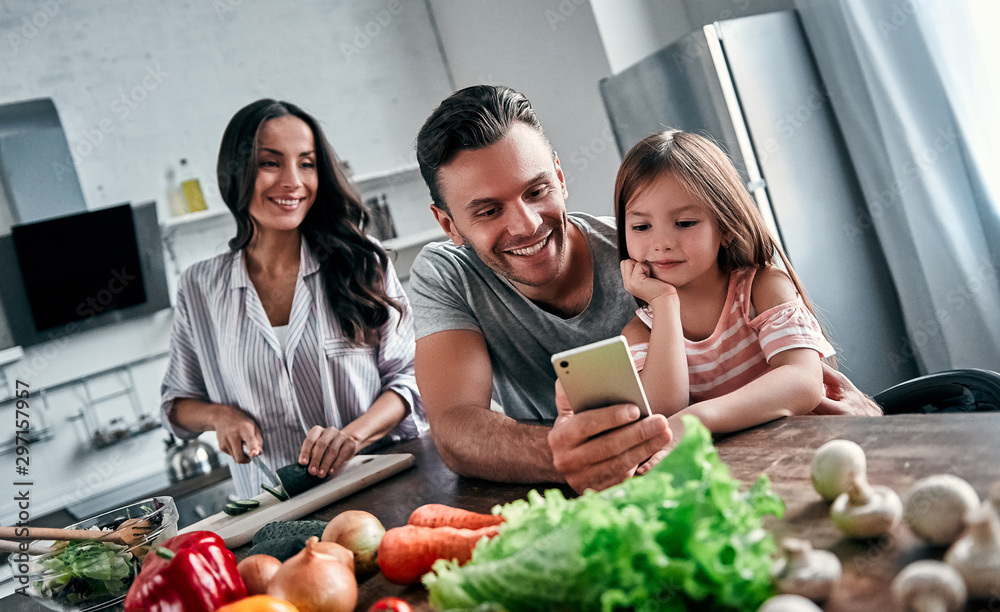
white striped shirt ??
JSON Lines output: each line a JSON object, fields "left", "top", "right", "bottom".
{"left": 160, "top": 239, "right": 424, "bottom": 498}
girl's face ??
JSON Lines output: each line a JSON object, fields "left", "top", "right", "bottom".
{"left": 248, "top": 115, "right": 318, "bottom": 234}
{"left": 624, "top": 171, "right": 726, "bottom": 290}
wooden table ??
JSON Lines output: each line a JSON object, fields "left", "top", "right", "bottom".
{"left": 713, "top": 413, "right": 1000, "bottom": 612}
{"left": 332, "top": 413, "right": 1000, "bottom": 612}
{"left": 4, "top": 413, "right": 998, "bottom": 611}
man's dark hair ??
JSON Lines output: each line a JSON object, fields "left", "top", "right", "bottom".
{"left": 415, "top": 85, "right": 548, "bottom": 212}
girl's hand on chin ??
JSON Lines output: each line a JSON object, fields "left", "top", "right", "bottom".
{"left": 621, "top": 259, "right": 677, "bottom": 304}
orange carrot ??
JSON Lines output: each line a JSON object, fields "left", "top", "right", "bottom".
{"left": 377, "top": 524, "right": 499, "bottom": 584}
{"left": 407, "top": 503, "right": 505, "bottom": 530}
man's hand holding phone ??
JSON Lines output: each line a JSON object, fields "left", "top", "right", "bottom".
{"left": 547, "top": 337, "right": 672, "bottom": 493}
{"left": 548, "top": 379, "right": 671, "bottom": 493}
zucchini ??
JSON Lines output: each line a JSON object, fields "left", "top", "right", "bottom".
{"left": 252, "top": 520, "right": 328, "bottom": 546}
{"left": 223, "top": 503, "right": 248, "bottom": 516}
{"left": 261, "top": 483, "right": 288, "bottom": 501}
{"left": 234, "top": 499, "right": 260, "bottom": 509}
{"left": 275, "top": 463, "right": 324, "bottom": 497}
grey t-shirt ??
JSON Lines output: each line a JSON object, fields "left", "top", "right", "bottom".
{"left": 409, "top": 213, "right": 636, "bottom": 421}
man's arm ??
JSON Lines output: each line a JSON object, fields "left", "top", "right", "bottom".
{"left": 416, "top": 329, "right": 563, "bottom": 482}
{"left": 416, "top": 330, "right": 672, "bottom": 490}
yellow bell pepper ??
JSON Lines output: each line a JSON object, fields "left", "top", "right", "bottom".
{"left": 216, "top": 595, "right": 300, "bottom": 612}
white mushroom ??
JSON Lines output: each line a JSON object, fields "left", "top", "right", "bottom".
{"left": 891, "top": 560, "right": 967, "bottom": 612}
{"left": 757, "top": 594, "right": 824, "bottom": 612}
{"left": 831, "top": 474, "right": 903, "bottom": 538}
{"left": 944, "top": 496, "right": 1000, "bottom": 599}
{"left": 811, "top": 439, "right": 867, "bottom": 502}
{"left": 904, "top": 474, "right": 981, "bottom": 546}
{"left": 774, "top": 537, "right": 842, "bottom": 602}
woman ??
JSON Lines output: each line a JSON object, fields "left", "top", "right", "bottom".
{"left": 160, "top": 99, "right": 424, "bottom": 498}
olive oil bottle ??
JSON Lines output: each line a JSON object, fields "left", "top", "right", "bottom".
{"left": 179, "top": 158, "right": 208, "bottom": 213}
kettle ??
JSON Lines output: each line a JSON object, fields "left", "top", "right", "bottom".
{"left": 165, "top": 434, "right": 221, "bottom": 483}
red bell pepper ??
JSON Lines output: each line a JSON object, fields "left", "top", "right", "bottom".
{"left": 124, "top": 530, "right": 247, "bottom": 612}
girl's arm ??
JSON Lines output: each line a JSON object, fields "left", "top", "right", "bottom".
{"left": 682, "top": 348, "right": 823, "bottom": 433}
{"left": 620, "top": 260, "right": 689, "bottom": 416}
{"left": 682, "top": 266, "right": 824, "bottom": 433}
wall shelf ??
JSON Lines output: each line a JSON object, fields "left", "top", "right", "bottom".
{"left": 159, "top": 208, "right": 234, "bottom": 277}
{"left": 0, "top": 350, "right": 170, "bottom": 453}
{"left": 382, "top": 227, "right": 447, "bottom": 252}
{"left": 160, "top": 207, "right": 230, "bottom": 230}
{"left": 353, "top": 163, "right": 421, "bottom": 186}
{"left": 0, "top": 346, "right": 24, "bottom": 400}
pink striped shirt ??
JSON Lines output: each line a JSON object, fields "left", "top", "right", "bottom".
{"left": 629, "top": 267, "right": 834, "bottom": 402}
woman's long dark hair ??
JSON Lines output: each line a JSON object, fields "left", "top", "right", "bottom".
{"left": 217, "top": 99, "right": 400, "bottom": 346}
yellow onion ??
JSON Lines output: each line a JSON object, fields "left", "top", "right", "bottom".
{"left": 237, "top": 554, "right": 282, "bottom": 596}
{"left": 322, "top": 510, "right": 386, "bottom": 575}
{"left": 266, "top": 537, "right": 357, "bottom": 612}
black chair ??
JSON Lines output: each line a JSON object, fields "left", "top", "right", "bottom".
{"left": 873, "top": 368, "right": 1000, "bottom": 415}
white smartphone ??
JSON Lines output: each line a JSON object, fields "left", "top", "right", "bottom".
{"left": 551, "top": 335, "right": 651, "bottom": 416}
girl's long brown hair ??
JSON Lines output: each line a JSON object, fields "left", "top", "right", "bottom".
{"left": 614, "top": 130, "right": 826, "bottom": 328}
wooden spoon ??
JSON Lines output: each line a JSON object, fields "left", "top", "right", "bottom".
{"left": 0, "top": 518, "right": 152, "bottom": 548}
{"left": 0, "top": 526, "right": 129, "bottom": 545}
{"left": 114, "top": 518, "right": 154, "bottom": 545}
{"left": 0, "top": 539, "right": 62, "bottom": 555}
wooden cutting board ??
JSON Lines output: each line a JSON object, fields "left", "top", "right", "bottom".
{"left": 179, "top": 453, "right": 414, "bottom": 548}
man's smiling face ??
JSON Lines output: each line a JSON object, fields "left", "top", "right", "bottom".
{"left": 432, "top": 122, "right": 571, "bottom": 290}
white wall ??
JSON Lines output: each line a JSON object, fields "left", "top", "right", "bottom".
{"left": 683, "top": 0, "right": 795, "bottom": 29}
{"left": 1, "top": 0, "right": 452, "bottom": 221}
{"left": 591, "top": 0, "right": 693, "bottom": 73}
{"left": 426, "top": 0, "right": 622, "bottom": 218}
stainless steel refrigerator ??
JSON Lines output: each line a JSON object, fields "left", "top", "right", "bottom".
{"left": 599, "top": 10, "right": 917, "bottom": 394}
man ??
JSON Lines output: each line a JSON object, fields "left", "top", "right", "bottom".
{"left": 409, "top": 85, "right": 880, "bottom": 493}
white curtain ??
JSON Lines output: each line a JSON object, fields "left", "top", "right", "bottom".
{"left": 794, "top": 0, "right": 1000, "bottom": 373}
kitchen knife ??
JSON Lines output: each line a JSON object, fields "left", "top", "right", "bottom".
{"left": 244, "top": 444, "right": 284, "bottom": 494}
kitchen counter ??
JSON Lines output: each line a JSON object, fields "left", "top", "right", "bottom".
{"left": 4, "top": 413, "right": 999, "bottom": 611}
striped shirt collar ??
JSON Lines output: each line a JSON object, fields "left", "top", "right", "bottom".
{"left": 228, "top": 235, "right": 321, "bottom": 291}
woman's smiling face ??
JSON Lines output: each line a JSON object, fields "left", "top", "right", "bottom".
{"left": 248, "top": 115, "right": 318, "bottom": 234}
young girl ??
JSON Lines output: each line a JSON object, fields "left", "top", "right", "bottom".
{"left": 161, "top": 99, "right": 423, "bottom": 498}
{"left": 615, "top": 130, "right": 834, "bottom": 434}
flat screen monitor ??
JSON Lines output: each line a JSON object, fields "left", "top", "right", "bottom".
{"left": 13, "top": 204, "right": 145, "bottom": 330}
{"left": 0, "top": 202, "right": 171, "bottom": 347}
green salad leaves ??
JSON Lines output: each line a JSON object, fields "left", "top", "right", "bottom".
{"left": 424, "top": 416, "right": 785, "bottom": 612}
{"left": 36, "top": 540, "right": 137, "bottom": 606}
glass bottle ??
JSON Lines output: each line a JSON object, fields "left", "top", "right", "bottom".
{"left": 179, "top": 158, "right": 208, "bottom": 213}
{"left": 166, "top": 166, "right": 188, "bottom": 217}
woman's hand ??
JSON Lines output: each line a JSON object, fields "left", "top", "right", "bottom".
{"left": 212, "top": 404, "right": 263, "bottom": 464}
{"left": 299, "top": 426, "right": 360, "bottom": 478}
{"left": 621, "top": 259, "right": 677, "bottom": 305}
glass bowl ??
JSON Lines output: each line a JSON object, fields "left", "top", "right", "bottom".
{"left": 7, "top": 496, "right": 178, "bottom": 612}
